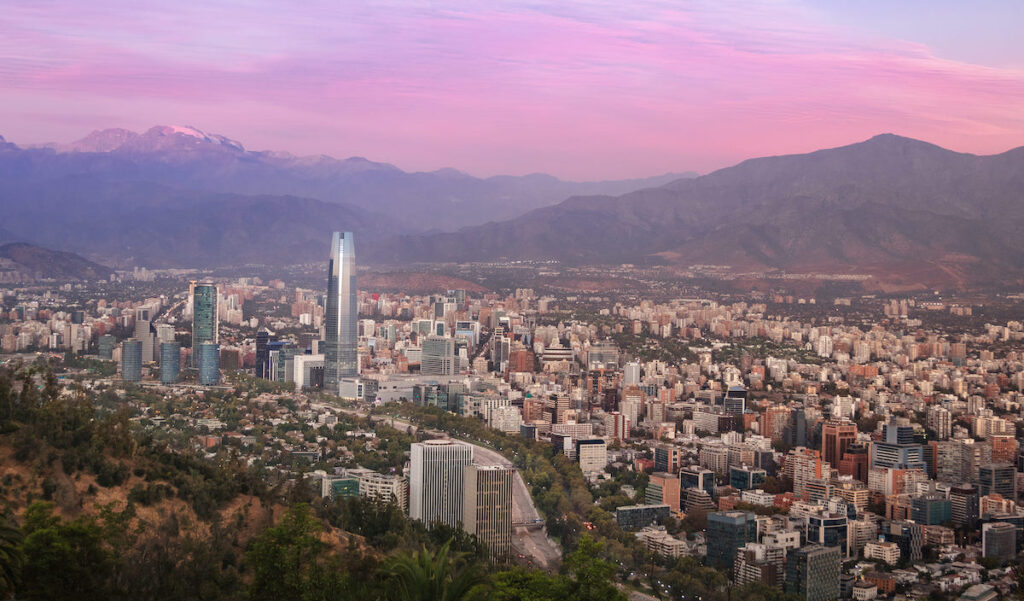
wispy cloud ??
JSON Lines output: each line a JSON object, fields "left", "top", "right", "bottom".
{"left": 2, "top": 0, "right": 1023, "bottom": 178}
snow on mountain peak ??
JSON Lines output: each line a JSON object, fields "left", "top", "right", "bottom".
{"left": 153, "top": 125, "right": 244, "bottom": 151}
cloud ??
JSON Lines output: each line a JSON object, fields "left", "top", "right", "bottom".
{"left": 1, "top": 0, "right": 1023, "bottom": 178}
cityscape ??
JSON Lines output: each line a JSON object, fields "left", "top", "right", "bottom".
{"left": 3, "top": 2, "right": 1024, "bottom": 601}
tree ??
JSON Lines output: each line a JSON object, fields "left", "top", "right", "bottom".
{"left": 0, "top": 512, "right": 22, "bottom": 597}
{"left": 382, "top": 538, "right": 487, "bottom": 601}
{"left": 247, "top": 503, "right": 344, "bottom": 601}
{"left": 561, "top": 536, "right": 627, "bottom": 601}
{"left": 18, "top": 502, "right": 113, "bottom": 601}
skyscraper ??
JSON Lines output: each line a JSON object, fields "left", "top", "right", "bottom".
{"left": 463, "top": 465, "right": 513, "bottom": 559}
{"left": 706, "top": 511, "right": 758, "bottom": 570}
{"left": 410, "top": 440, "right": 473, "bottom": 528}
{"left": 785, "top": 545, "right": 841, "bottom": 601}
{"left": 324, "top": 231, "right": 357, "bottom": 393}
{"left": 159, "top": 341, "right": 181, "bottom": 384}
{"left": 197, "top": 342, "right": 220, "bottom": 386}
{"left": 421, "top": 335, "right": 456, "bottom": 375}
{"left": 121, "top": 339, "right": 142, "bottom": 382}
{"left": 192, "top": 281, "right": 218, "bottom": 366}
{"left": 822, "top": 419, "right": 857, "bottom": 468}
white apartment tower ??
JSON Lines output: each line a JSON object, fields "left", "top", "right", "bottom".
{"left": 410, "top": 440, "right": 474, "bottom": 528}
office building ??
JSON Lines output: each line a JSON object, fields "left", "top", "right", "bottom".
{"left": 911, "top": 494, "right": 952, "bottom": 525}
{"left": 822, "top": 419, "right": 857, "bottom": 468}
{"left": 982, "top": 522, "right": 1017, "bottom": 561}
{"left": 615, "top": 504, "right": 670, "bottom": 530}
{"left": 192, "top": 281, "right": 218, "bottom": 366}
{"left": 159, "top": 341, "right": 180, "bottom": 384}
{"left": 723, "top": 385, "right": 747, "bottom": 414}
{"left": 734, "top": 542, "right": 785, "bottom": 589}
{"left": 808, "top": 512, "right": 849, "bottom": 557}
{"left": 646, "top": 472, "right": 681, "bottom": 513}
{"left": 324, "top": 231, "right": 358, "bottom": 393}
{"left": 121, "top": 338, "right": 142, "bottom": 382}
{"left": 654, "top": 443, "right": 682, "bottom": 474}
{"left": 197, "top": 342, "right": 220, "bottom": 385}
{"left": 410, "top": 440, "right": 473, "bottom": 528}
{"left": 680, "top": 466, "right": 715, "bottom": 496}
{"left": 576, "top": 438, "right": 608, "bottom": 473}
{"left": 464, "top": 465, "right": 513, "bottom": 558}
{"left": 421, "top": 335, "right": 457, "bottom": 376}
{"left": 871, "top": 422, "right": 926, "bottom": 471}
{"left": 98, "top": 334, "right": 116, "bottom": 359}
{"left": 706, "top": 511, "right": 757, "bottom": 570}
{"left": 785, "top": 545, "right": 841, "bottom": 601}
{"left": 730, "top": 465, "right": 767, "bottom": 491}
{"left": 950, "top": 484, "right": 980, "bottom": 527}
{"left": 979, "top": 464, "right": 1016, "bottom": 501}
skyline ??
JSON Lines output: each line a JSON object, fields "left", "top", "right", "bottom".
{"left": 3, "top": 1, "right": 1024, "bottom": 179}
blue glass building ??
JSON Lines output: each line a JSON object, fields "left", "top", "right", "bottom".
{"left": 121, "top": 339, "right": 142, "bottom": 382}
{"left": 197, "top": 342, "right": 220, "bottom": 386}
{"left": 160, "top": 341, "right": 181, "bottom": 384}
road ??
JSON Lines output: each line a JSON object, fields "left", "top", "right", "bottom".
{"left": 333, "top": 405, "right": 562, "bottom": 568}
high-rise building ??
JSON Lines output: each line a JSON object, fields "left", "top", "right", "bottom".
{"left": 979, "top": 464, "right": 1017, "bottom": 501}
{"left": 422, "top": 335, "right": 457, "bottom": 376}
{"left": 97, "top": 334, "right": 116, "bottom": 359}
{"left": 255, "top": 329, "right": 272, "bottom": 379}
{"left": 785, "top": 545, "right": 841, "bottom": 601}
{"left": 680, "top": 466, "right": 715, "bottom": 496}
{"left": 197, "top": 342, "right": 220, "bottom": 386}
{"left": 324, "top": 232, "right": 358, "bottom": 393}
{"left": 822, "top": 419, "right": 857, "bottom": 468}
{"left": 807, "top": 512, "right": 849, "bottom": 557}
{"left": 950, "top": 484, "right": 980, "bottom": 528}
{"left": 872, "top": 422, "right": 926, "bottom": 471}
{"left": 982, "top": 522, "right": 1017, "bottom": 561}
{"left": 409, "top": 440, "right": 473, "bottom": 528}
{"left": 192, "top": 281, "right": 218, "bottom": 366}
{"left": 723, "top": 385, "right": 747, "bottom": 414}
{"left": 734, "top": 543, "right": 785, "bottom": 589}
{"left": 463, "top": 465, "right": 513, "bottom": 559}
{"left": 576, "top": 438, "right": 608, "bottom": 473}
{"left": 159, "top": 341, "right": 181, "bottom": 384}
{"left": 706, "top": 511, "right": 757, "bottom": 570}
{"left": 646, "top": 472, "right": 681, "bottom": 513}
{"left": 121, "top": 338, "right": 142, "bottom": 382}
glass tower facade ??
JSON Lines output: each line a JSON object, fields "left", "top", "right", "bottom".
{"left": 324, "top": 231, "right": 358, "bottom": 393}
{"left": 121, "top": 339, "right": 142, "bottom": 382}
{"left": 192, "top": 281, "right": 218, "bottom": 365}
{"left": 197, "top": 342, "right": 220, "bottom": 386}
{"left": 160, "top": 341, "right": 181, "bottom": 384}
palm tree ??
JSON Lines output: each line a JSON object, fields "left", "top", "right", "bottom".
{"left": 383, "top": 539, "right": 486, "bottom": 601}
{"left": 0, "top": 513, "right": 23, "bottom": 597}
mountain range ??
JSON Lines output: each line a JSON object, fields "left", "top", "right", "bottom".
{"left": 375, "top": 134, "right": 1024, "bottom": 287}
{"left": 0, "top": 242, "right": 112, "bottom": 282}
{"left": 2, "top": 127, "right": 1023, "bottom": 287}
{"left": 0, "top": 125, "right": 691, "bottom": 238}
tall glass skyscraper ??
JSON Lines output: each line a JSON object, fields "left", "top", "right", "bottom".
{"left": 197, "top": 342, "right": 220, "bottom": 386}
{"left": 121, "top": 339, "right": 142, "bottom": 382}
{"left": 192, "top": 281, "right": 218, "bottom": 366}
{"left": 324, "top": 231, "right": 357, "bottom": 393}
{"left": 160, "top": 341, "right": 181, "bottom": 384}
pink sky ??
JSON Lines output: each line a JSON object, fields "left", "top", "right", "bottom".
{"left": 3, "top": 0, "right": 1024, "bottom": 179}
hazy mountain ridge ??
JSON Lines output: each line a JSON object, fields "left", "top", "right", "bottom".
{"left": 2, "top": 126, "right": 695, "bottom": 232}
{"left": 0, "top": 242, "right": 113, "bottom": 281}
{"left": 372, "top": 134, "right": 1024, "bottom": 286}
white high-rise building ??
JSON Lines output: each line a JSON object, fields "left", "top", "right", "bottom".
{"left": 624, "top": 362, "right": 641, "bottom": 386}
{"left": 410, "top": 440, "right": 474, "bottom": 528}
